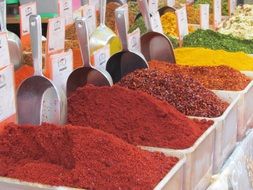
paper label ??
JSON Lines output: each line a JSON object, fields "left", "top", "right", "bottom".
{"left": 19, "top": 2, "right": 37, "bottom": 36}
{"left": 83, "top": 5, "right": 97, "bottom": 36}
{"left": 229, "top": 0, "right": 237, "bottom": 16}
{"left": 127, "top": 28, "right": 141, "bottom": 52}
{"left": 58, "top": 0, "right": 73, "bottom": 26}
{"left": 151, "top": 11, "right": 163, "bottom": 33}
{"left": 167, "top": 0, "right": 175, "bottom": 7}
{"left": 186, "top": 0, "right": 194, "bottom": 4}
{"left": 200, "top": 4, "right": 210, "bottom": 30}
{"left": 0, "top": 32, "right": 10, "bottom": 69}
{"left": 213, "top": 0, "right": 222, "bottom": 28}
{"left": 0, "top": 65, "right": 16, "bottom": 122}
{"left": 149, "top": 0, "right": 158, "bottom": 13}
{"left": 50, "top": 50, "right": 73, "bottom": 92}
{"left": 93, "top": 45, "right": 110, "bottom": 70}
{"left": 89, "top": 0, "right": 99, "bottom": 11}
{"left": 47, "top": 17, "right": 65, "bottom": 54}
{"left": 176, "top": 6, "right": 189, "bottom": 40}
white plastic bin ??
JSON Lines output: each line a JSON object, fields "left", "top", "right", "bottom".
{"left": 142, "top": 121, "right": 217, "bottom": 190}
{"left": 0, "top": 155, "right": 185, "bottom": 190}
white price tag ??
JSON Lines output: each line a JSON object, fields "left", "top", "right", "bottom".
{"left": 167, "top": 0, "right": 175, "bottom": 7}
{"left": 149, "top": 0, "right": 158, "bottom": 14}
{"left": 200, "top": 4, "right": 210, "bottom": 30}
{"left": 58, "top": 0, "right": 73, "bottom": 26}
{"left": 19, "top": 2, "right": 37, "bottom": 36}
{"left": 176, "top": 6, "right": 189, "bottom": 41}
{"left": 213, "top": 0, "right": 222, "bottom": 28}
{"left": 0, "top": 65, "right": 16, "bottom": 122}
{"left": 83, "top": 5, "right": 97, "bottom": 36}
{"left": 0, "top": 32, "right": 10, "bottom": 69}
{"left": 127, "top": 28, "right": 141, "bottom": 52}
{"left": 229, "top": 0, "right": 237, "bottom": 16}
{"left": 186, "top": 0, "right": 194, "bottom": 4}
{"left": 93, "top": 45, "right": 110, "bottom": 70}
{"left": 50, "top": 50, "right": 73, "bottom": 92}
{"left": 151, "top": 11, "right": 163, "bottom": 33}
{"left": 89, "top": 0, "right": 99, "bottom": 11}
{"left": 47, "top": 17, "right": 65, "bottom": 54}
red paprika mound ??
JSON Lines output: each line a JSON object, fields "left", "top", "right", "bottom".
{"left": 68, "top": 85, "right": 214, "bottom": 149}
{"left": 0, "top": 123, "right": 177, "bottom": 190}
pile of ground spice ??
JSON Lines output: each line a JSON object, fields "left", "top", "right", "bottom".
{"left": 149, "top": 60, "right": 251, "bottom": 91}
{"left": 68, "top": 85, "right": 214, "bottom": 149}
{"left": 14, "top": 65, "right": 34, "bottom": 88}
{"left": 118, "top": 69, "right": 228, "bottom": 117}
{"left": 0, "top": 123, "right": 177, "bottom": 190}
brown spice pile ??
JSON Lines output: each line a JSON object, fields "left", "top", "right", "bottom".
{"left": 0, "top": 123, "right": 177, "bottom": 190}
{"left": 65, "top": 24, "right": 77, "bottom": 40}
{"left": 118, "top": 69, "right": 229, "bottom": 117}
{"left": 149, "top": 60, "right": 251, "bottom": 91}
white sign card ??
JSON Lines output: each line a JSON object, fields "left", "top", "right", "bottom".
{"left": 58, "top": 0, "right": 73, "bottom": 26}
{"left": 47, "top": 17, "right": 65, "bottom": 54}
{"left": 19, "top": 2, "right": 37, "bottom": 36}
{"left": 167, "top": 0, "right": 176, "bottom": 7}
{"left": 0, "top": 32, "right": 10, "bottom": 69}
{"left": 93, "top": 44, "right": 110, "bottom": 70}
{"left": 127, "top": 28, "right": 141, "bottom": 52}
{"left": 149, "top": 0, "right": 158, "bottom": 14}
{"left": 200, "top": 4, "right": 210, "bottom": 30}
{"left": 213, "top": 0, "right": 222, "bottom": 28}
{"left": 229, "top": 0, "right": 237, "bottom": 16}
{"left": 0, "top": 65, "right": 16, "bottom": 122}
{"left": 175, "top": 6, "right": 189, "bottom": 41}
{"left": 150, "top": 11, "right": 163, "bottom": 33}
{"left": 83, "top": 4, "right": 97, "bottom": 36}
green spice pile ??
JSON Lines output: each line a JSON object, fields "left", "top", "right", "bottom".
{"left": 183, "top": 29, "right": 253, "bottom": 54}
{"left": 118, "top": 68, "right": 229, "bottom": 117}
{"left": 194, "top": 0, "right": 228, "bottom": 15}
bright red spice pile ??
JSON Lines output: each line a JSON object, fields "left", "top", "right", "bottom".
{"left": 68, "top": 85, "right": 213, "bottom": 149}
{"left": 0, "top": 123, "right": 177, "bottom": 189}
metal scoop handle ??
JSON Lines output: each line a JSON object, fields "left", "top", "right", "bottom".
{"left": 30, "top": 15, "right": 43, "bottom": 76}
{"left": 75, "top": 17, "right": 91, "bottom": 68}
{"left": 100, "top": 0, "right": 106, "bottom": 26}
{"left": 138, "top": 0, "right": 153, "bottom": 32}
{"left": 115, "top": 7, "right": 128, "bottom": 51}
{"left": 0, "top": 0, "right": 7, "bottom": 31}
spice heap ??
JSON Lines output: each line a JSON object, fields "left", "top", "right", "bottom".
{"left": 119, "top": 69, "right": 228, "bottom": 117}
{"left": 0, "top": 123, "right": 177, "bottom": 189}
{"left": 14, "top": 65, "right": 33, "bottom": 88}
{"left": 218, "top": 5, "right": 253, "bottom": 40}
{"left": 68, "top": 85, "right": 214, "bottom": 149}
{"left": 65, "top": 24, "right": 77, "bottom": 40}
{"left": 149, "top": 61, "right": 251, "bottom": 91}
{"left": 183, "top": 29, "right": 253, "bottom": 54}
{"left": 175, "top": 47, "right": 253, "bottom": 71}
{"left": 194, "top": 0, "right": 228, "bottom": 15}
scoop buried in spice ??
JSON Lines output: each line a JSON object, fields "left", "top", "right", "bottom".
{"left": 17, "top": 15, "right": 67, "bottom": 125}
{"left": 66, "top": 17, "right": 113, "bottom": 97}
{"left": 138, "top": 0, "right": 176, "bottom": 63}
{"left": 106, "top": 5, "right": 148, "bottom": 83}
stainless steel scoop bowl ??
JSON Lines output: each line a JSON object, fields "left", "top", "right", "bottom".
{"left": 66, "top": 17, "right": 113, "bottom": 97}
{"left": 17, "top": 15, "right": 66, "bottom": 125}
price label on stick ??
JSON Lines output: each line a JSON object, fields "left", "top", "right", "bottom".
{"left": 200, "top": 4, "right": 210, "bottom": 30}
{"left": 0, "top": 65, "right": 16, "bottom": 123}
{"left": 151, "top": 11, "right": 163, "bottom": 33}
{"left": 19, "top": 2, "right": 37, "bottom": 36}
{"left": 176, "top": 6, "right": 189, "bottom": 41}
{"left": 167, "top": 0, "right": 175, "bottom": 7}
{"left": 93, "top": 45, "right": 110, "bottom": 70}
{"left": 149, "top": 0, "right": 158, "bottom": 14}
{"left": 229, "top": 0, "right": 237, "bottom": 16}
{"left": 213, "top": 0, "right": 222, "bottom": 28}
{"left": 83, "top": 5, "right": 96, "bottom": 36}
{"left": 127, "top": 28, "right": 141, "bottom": 52}
{"left": 50, "top": 50, "right": 73, "bottom": 93}
{"left": 47, "top": 17, "right": 65, "bottom": 54}
{"left": 0, "top": 32, "right": 10, "bottom": 68}
{"left": 58, "top": 0, "right": 73, "bottom": 26}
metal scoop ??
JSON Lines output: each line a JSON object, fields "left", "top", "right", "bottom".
{"left": 17, "top": 15, "right": 66, "bottom": 125}
{"left": 138, "top": 0, "right": 176, "bottom": 63}
{"left": 66, "top": 17, "right": 113, "bottom": 97}
{"left": 106, "top": 6, "right": 148, "bottom": 83}
{"left": 89, "top": 0, "right": 122, "bottom": 55}
{"left": 0, "top": 0, "right": 22, "bottom": 70}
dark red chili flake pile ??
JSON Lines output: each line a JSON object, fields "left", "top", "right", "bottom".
{"left": 0, "top": 123, "right": 178, "bottom": 190}
{"left": 149, "top": 60, "right": 251, "bottom": 91}
{"left": 68, "top": 85, "right": 214, "bottom": 149}
{"left": 118, "top": 69, "right": 229, "bottom": 117}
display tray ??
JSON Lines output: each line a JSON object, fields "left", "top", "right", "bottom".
{"left": 0, "top": 154, "right": 186, "bottom": 190}
{"left": 142, "top": 121, "right": 217, "bottom": 190}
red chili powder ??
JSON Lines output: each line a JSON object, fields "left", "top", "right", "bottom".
{"left": 14, "top": 65, "right": 34, "bottom": 88}
{"left": 68, "top": 85, "right": 213, "bottom": 149}
{"left": 0, "top": 123, "right": 178, "bottom": 190}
